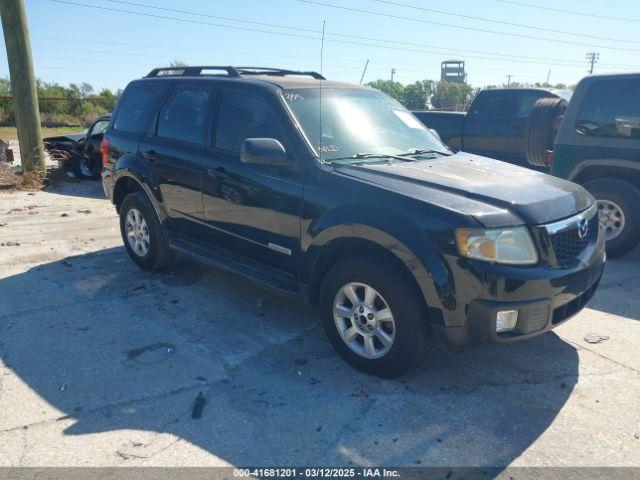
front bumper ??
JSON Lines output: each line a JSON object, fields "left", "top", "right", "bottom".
{"left": 432, "top": 237, "right": 605, "bottom": 348}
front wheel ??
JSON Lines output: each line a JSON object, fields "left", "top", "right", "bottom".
{"left": 318, "top": 256, "right": 430, "bottom": 378}
{"left": 583, "top": 178, "right": 640, "bottom": 258}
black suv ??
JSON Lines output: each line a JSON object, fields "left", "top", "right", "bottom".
{"left": 101, "top": 66, "right": 605, "bottom": 377}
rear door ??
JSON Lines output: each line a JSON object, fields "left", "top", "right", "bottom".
{"left": 463, "top": 90, "right": 516, "bottom": 160}
{"left": 103, "top": 83, "right": 166, "bottom": 194}
{"left": 202, "top": 88, "right": 304, "bottom": 275}
{"left": 138, "top": 84, "right": 214, "bottom": 236}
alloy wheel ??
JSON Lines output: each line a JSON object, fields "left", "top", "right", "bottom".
{"left": 125, "top": 208, "right": 150, "bottom": 257}
{"left": 333, "top": 282, "right": 396, "bottom": 359}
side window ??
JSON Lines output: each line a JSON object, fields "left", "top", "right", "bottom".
{"left": 157, "top": 89, "right": 211, "bottom": 144}
{"left": 517, "top": 92, "right": 549, "bottom": 118}
{"left": 88, "top": 120, "right": 109, "bottom": 137}
{"left": 215, "top": 91, "right": 286, "bottom": 153}
{"left": 113, "top": 86, "right": 162, "bottom": 133}
{"left": 576, "top": 79, "right": 640, "bottom": 139}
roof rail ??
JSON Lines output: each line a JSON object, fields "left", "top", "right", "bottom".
{"left": 235, "top": 67, "right": 326, "bottom": 80}
{"left": 145, "top": 66, "right": 326, "bottom": 80}
{"left": 145, "top": 66, "right": 241, "bottom": 78}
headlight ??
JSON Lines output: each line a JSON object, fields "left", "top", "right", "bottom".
{"left": 455, "top": 226, "right": 538, "bottom": 265}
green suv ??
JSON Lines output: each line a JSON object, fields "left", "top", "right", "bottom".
{"left": 551, "top": 73, "right": 640, "bottom": 257}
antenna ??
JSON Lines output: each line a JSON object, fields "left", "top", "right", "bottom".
{"left": 319, "top": 20, "right": 325, "bottom": 161}
{"left": 359, "top": 59, "right": 369, "bottom": 85}
{"left": 320, "top": 20, "right": 325, "bottom": 76}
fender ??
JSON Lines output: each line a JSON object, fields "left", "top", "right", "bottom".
{"left": 568, "top": 158, "right": 640, "bottom": 182}
{"left": 112, "top": 154, "right": 168, "bottom": 222}
{"left": 302, "top": 203, "right": 458, "bottom": 325}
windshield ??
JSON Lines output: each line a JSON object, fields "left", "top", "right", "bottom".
{"left": 283, "top": 87, "right": 448, "bottom": 162}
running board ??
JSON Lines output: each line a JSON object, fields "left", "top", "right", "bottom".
{"left": 168, "top": 235, "right": 300, "bottom": 297}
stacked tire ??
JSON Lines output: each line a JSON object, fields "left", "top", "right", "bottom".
{"left": 524, "top": 97, "right": 567, "bottom": 167}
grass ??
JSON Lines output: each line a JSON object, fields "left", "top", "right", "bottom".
{"left": 0, "top": 126, "right": 85, "bottom": 141}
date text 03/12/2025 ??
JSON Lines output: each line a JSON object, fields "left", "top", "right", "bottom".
{"left": 233, "top": 468, "right": 401, "bottom": 478}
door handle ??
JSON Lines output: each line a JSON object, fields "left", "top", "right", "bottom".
{"left": 207, "top": 166, "right": 227, "bottom": 180}
{"left": 142, "top": 150, "right": 158, "bottom": 162}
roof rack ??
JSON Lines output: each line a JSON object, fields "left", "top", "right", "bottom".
{"left": 145, "top": 66, "right": 325, "bottom": 80}
{"left": 235, "top": 67, "right": 325, "bottom": 80}
{"left": 146, "top": 66, "right": 241, "bottom": 78}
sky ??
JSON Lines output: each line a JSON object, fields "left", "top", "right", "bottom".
{"left": 1, "top": 0, "right": 640, "bottom": 92}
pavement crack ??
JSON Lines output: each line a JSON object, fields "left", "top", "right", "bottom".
{"left": 567, "top": 340, "right": 640, "bottom": 375}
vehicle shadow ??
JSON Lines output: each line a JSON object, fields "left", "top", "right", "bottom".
{"left": 43, "top": 178, "right": 106, "bottom": 200}
{"left": 0, "top": 248, "right": 579, "bottom": 468}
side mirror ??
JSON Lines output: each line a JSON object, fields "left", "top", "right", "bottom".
{"left": 240, "top": 138, "right": 289, "bottom": 167}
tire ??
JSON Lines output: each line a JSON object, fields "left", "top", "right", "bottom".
{"left": 119, "top": 191, "right": 173, "bottom": 270}
{"left": 583, "top": 178, "right": 640, "bottom": 258}
{"left": 525, "top": 97, "right": 567, "bottom": 167}
{"left": 71, "top": 153, "right": 100, "bottom": 180}
{"left": 318, "top": 255, "right": 430, "bottom": 378}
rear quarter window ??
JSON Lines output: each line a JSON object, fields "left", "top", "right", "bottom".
{"left": 113, "top": 85, "right": 164, "bottom": 134}
{"left": 576, "top": 78, "right": 640, "bottom": 139}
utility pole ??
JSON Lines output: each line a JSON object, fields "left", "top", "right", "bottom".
{"left": 546, "top": 70, "right": 551, "bottom": 86}
{"left": 0, "top": 0, "right": 44, "bottom": 173}
{"left": 506, "top": 74, "right": 513, "bottom": 87}
{"left": 586, "top": 52, "right": 599, "bottom": 74}
{"left": 391, "top": 68, "right": 396, "bottom": 83}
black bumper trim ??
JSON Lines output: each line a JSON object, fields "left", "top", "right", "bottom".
{"left": 433, "top": 268, "right": 603, "bottom": 349}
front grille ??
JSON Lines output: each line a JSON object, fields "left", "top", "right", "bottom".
{"left": 550, "top": 217, "right": 597, "bottom": 263}
{"left": 543, "top": 206, "right": 599, "bottom": 264}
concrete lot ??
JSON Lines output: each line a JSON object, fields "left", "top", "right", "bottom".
{"left": 0, "top": 179, "right": 639, "bottom": 468}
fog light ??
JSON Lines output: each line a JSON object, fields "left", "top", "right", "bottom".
{"left": 496, "top": 310, "right": 518, "bottom": 333}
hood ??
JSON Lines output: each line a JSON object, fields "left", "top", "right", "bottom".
{"left": 333, "top": 152, "right": 593, "bottom": 226}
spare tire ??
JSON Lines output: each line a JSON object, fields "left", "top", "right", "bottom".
{"left": 525, "top": 97, "right": 567, "bottom": 167}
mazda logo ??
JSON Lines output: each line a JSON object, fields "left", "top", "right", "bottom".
{"left": 578, "top": 217, "right": 589, "bottom": 239}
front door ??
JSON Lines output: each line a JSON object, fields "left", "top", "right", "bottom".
{"left": 202, "top": 89, "right": 304, "bottom": 275}
{"left": 84, "top": 117, "right": 109, "bottom": 170}
{"left": 139, "top": 85, "right": 213, "bottom": 236}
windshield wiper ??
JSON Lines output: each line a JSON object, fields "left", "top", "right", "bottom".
{"left": 399, "top": 148, "right": 452, "bottom": 157}
{"left": 325, "top": 153, "right": 416, "bottom": 164}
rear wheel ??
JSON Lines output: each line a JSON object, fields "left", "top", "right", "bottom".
{"left": 119, "top": 191, "right": 173, "bottom": 270}
{"left": 525, "top": 97, "right": 567, "bottom": 167}
{"left": 319, "top": 255, "right": 430, "bottom": 378}
{"left": 583, "top": 178, "right": 640, "bottom": 257}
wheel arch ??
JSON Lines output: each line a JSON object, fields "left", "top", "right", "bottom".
{"left": 111, "top": 154, "right": 165, "bottom": 220}
{"left": 302, "top": 224, "right": 452, "bottom": 328}
{"left": 112, "top": 172, "right": 166, "bottom": 223}
{"left": 570, "top": 160, "right": 640, "bottom": 189}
